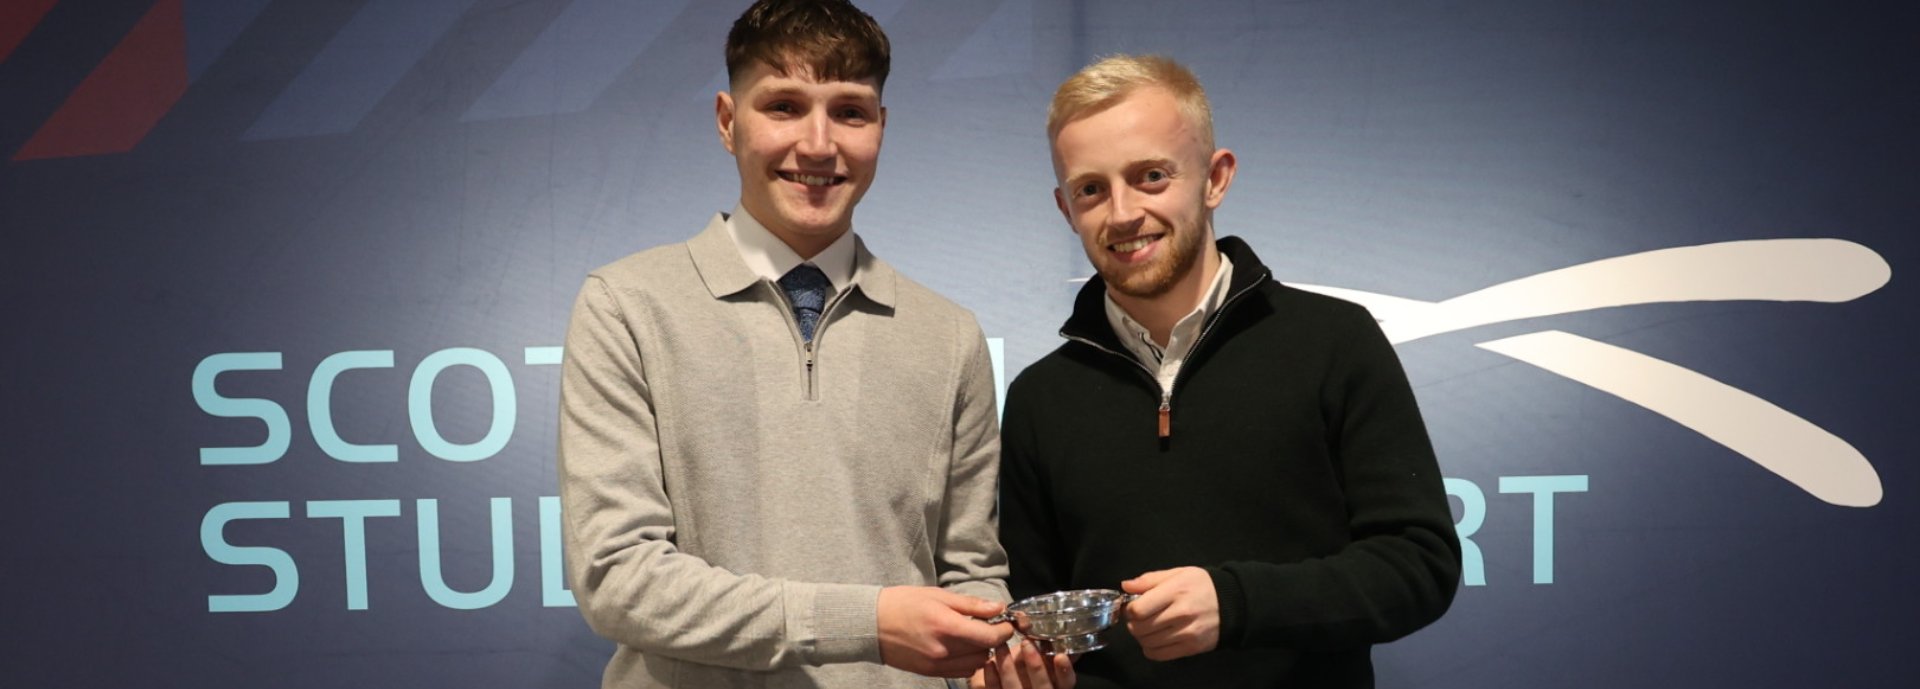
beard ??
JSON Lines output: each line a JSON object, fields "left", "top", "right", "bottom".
{"left": 1098, "top": 220, "right": 1207, "bottom": 299}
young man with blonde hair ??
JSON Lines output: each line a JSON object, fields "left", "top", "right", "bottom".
{"left": 557, "top": 2, "right": 1023, "bottom": 686}
{"left": 998, "top": 54, "right": 1462, "bottom": 687}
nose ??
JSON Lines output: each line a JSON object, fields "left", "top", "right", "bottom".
{"left": 795, "top": 111, "right": 836, "bottom": 160}
{"left": 1104, "top": 186, "right": 1145, "bottom": 232}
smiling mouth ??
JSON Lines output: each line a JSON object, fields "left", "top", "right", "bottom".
{"left": 1109, "top": 234, "right": 1162, "bottom": 253}
{"left": 779, "top": 171, "right": 847, "bottom": 187}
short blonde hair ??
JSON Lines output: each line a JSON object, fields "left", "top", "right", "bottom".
{"left": 1047, "top": 54, "right": 1214, "bottom": 149}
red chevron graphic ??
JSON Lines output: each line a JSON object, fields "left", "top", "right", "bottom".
{"left": 0, "top": 0, "right": 60, "bottom": 63}
{"left": 14, "top": 0, "right": 186, "bottom": 161}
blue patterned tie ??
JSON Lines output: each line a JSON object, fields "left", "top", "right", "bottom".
{"left": 779, "top": 264, "right": 829, "bottom": 342}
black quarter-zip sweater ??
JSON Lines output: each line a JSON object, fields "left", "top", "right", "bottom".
{"left": 1000, "top": 237, "right": 1461, "bottom": 688}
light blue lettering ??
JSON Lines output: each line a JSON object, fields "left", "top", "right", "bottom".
{"left": 540, "top": 496, "right": 575, "bottom": 607}
{"left": 309, "top": 350, "right": 398, "bottom": 462}
{"left": 1499, "top": 474, "right": 1590, "bottom": 584}
{"left": 194, "top": 352, "right": 290, "bottom": 465}
{"left": 202, "top": 501, "right": 298, "bottom": 612}
{"left": 1443, "top": 478, "right": 1487, "bottom": 587}
{"left": 307, "top": 499, "right": 402, "bottom": 610}
{"left": 417, "top": 498, "right": 515, "bottom": 609}
{"left": 524, "top": 346, "right": 562, "bottom": 365}
{"left": 408, "top": 348, "right": 515, "bottom": 462}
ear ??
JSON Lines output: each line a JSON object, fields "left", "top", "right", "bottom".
{"left": 716, "top": 90, "right": 737, "bottom": 155}
{"left": 1054, "top": 187, "right": 1072, "bottom": 227}
{"left": 1204, "top": 148, "right": 1237, "bottom": 209}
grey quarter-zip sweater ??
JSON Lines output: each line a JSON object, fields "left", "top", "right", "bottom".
{"left": 558, "top": 214, "right": 1009, "bottom": 688}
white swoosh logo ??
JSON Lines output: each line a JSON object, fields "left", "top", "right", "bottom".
{"left": 1290, "top": 238, "right": 1889, "bottom": 507}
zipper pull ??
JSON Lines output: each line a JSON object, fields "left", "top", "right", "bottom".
{"left": 1157, "top": 392, "right": 1171, "bottom": 439}
{"left": 805, "top": 342, "right": 815, "bottom": 375}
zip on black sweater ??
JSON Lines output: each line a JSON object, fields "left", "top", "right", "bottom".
{"left": 1058, "top": 256, "right": 1271, "bottom": 441}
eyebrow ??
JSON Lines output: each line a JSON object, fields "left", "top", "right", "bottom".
{"left": 1133, "top": 157, "right": 1179, "bottom": 174}
{"left": 1062, "top": 157, "right": 1180, "bottom": 189}
{"left": 754, "top": 85, "right": 808, "bottom": 100}
{"left": 754, "top": 83, "right": 878, "bottom": 101}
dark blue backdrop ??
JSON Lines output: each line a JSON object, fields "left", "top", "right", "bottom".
{"left": 4, "top": 1, "right": 1916, "bottom": 686}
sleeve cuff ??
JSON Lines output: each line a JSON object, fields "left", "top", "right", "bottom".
{"left": 795, "top": 582, "right": 883, "bottom": 665}
{"left": 1205, "top": 565, "right": 1248, "bottom": 649}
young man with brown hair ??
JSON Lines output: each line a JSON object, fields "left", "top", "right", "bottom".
{"left": 557, "top": 2, "right": 1018, "bottom": 686}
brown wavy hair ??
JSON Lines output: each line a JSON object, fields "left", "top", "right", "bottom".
{"left": 726, "top": 0, "right": 891, "bottom": 93}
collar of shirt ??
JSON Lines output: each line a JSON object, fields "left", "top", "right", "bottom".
{"left": 724, "top": 204, "right": 857, "bottom": 294}
{"left": 1103, "top": 252, "right": 1236, "bottom": 393}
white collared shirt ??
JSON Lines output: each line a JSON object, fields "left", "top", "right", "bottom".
{"left": 1103, "top": 253, "right": 1235, "bottom": 395}
{"left": 725, "top": 204, "right": 858, "bottom": 296}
